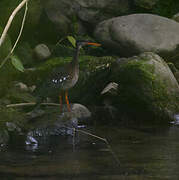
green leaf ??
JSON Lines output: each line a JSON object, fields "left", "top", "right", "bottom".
{"left": 11, "top": 55, "right": 24, "bottom": 72}
{"left": 67, "top": 36, "right": 76, "bottom": 47}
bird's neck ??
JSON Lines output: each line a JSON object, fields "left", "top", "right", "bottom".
{"left": 71, "top": 46, "right": 80, "bottom": 67}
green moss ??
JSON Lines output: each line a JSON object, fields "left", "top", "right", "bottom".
{"left": 152, "top": 0, "right": 179, "bottom": 17}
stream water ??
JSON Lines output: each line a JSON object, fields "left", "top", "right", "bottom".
{"left": 0, "top": 124, "right": 179, "bottom": 180}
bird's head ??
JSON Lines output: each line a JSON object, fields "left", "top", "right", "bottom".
{"left": 76, "top": 40, "right": 101, "bottom": 49}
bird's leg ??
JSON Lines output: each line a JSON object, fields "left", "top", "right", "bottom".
{"left": 65, "top": 91, "right": 71, "bottom": 112}
{"left": 59, "top": 93, "right": 63, "bottom": 112}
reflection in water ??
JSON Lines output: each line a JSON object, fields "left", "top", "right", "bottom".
{"left": 0, "top": 124, "right": 179, "bottom": 179}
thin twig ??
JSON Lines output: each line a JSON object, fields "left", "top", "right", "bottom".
{"left": 0, "top": 0, "right": 29, "bottom": 68}
{"left": 11, "top": 1, "right": 28, "bottom": 53}
{"left": 75, "top": 129, "right": 120, "bottom": 166}
{"left": 0, "top": 0, "right": 29, "bottom": 47}
{"left": 6, "top": 102, "right": 60, "bottom": 108}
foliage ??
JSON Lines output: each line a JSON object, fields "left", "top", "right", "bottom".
{"left": 10, "top": 55, "right": 24, "bottom": 72}
{"left": 134, "top": 0, "right": 179, "bottom": 17}
{"left": 67, "top": 36, "right": 76, "bottom": 48}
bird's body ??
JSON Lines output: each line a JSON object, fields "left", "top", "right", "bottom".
{"left": 35, "top": 40, "right": 101, "bottom": 111}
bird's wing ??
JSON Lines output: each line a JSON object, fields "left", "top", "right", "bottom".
{"left": 48, "top": 65, "right": 73, "bottom": 90}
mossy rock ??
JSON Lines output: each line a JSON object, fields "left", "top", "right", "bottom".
{"left": 111, "top": 52, "right": 179, "bottom": 122}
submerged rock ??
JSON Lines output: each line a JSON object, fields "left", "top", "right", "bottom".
{"left": 26, "top": 103, "right": 91, "bottom": 136}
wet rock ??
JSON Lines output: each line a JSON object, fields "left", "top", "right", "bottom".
{"left": 27, "top": 103, "right": 91, "bottom": 134}
{"left": 94, "top": 14, "right": 179, "bottom": 58}
{"left": 34, "top": 44, "right": 51, "bottom": 60}
{"left": 6, "top": 122, "right": 21, "bottom": 133}
{"left": 25, "top": 103, "right": 91, "bottom": 146}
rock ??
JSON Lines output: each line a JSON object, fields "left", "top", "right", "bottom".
{"left": 101, "top": 82, "right": 119, "bottom": 96}
{"left": 6, "top": 122, "right": 21, "bottom": 133}
{"left": 77, "top": 0, "right": 130, "bottom": 25}
{"left": 101, "top": 82, "right": 119, "bottom": 107}
{"left": 5, "top": 82, "right": 36, "bottom": 104}
{"left": 34, "top": 44, "right": 51, "bottom": 60}
{"left": 172, "top": 13, "right": 179, "bottom": 23}
{"left": 94, "top": 14, "right": 179, "bottom": 58}
{"left": 70, "top": 103, "right": 91, "bottom": 121}
{"left": 25, "top": 103, "right": 91, "bottom": 146}
{"left": 42, "top": 0, "right": 130, "bottom": 37}
{"left": 15, "top": 82, "right": 29, "bottom": 92}
{"left": 111, "top": 52, "right": 179, "bottom": 122}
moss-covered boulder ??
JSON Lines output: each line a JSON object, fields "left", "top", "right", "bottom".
{"left": 111, "top": 52, "right": 179, "bottom": 122}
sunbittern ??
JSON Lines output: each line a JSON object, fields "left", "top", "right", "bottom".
{"left": 35, "top": 40, "right": 101, "bottom": 112}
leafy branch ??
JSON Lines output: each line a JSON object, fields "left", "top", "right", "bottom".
{"left": 0, "top": 0, "right": 29, "bottom": 71}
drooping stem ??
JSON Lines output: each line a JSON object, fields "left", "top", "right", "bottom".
{"left": 0, "top": 0, "right": 29, "bottom": 69}
{"left": 0, "top": 0, "right": 29, "bottom": 47}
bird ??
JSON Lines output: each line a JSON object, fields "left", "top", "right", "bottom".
{"left": 35, "top": 40, "right": 101, "bottom": 112}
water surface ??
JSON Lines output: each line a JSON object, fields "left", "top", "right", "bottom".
{"left": 0, "top": 124, "right": 179, "bottom": 180}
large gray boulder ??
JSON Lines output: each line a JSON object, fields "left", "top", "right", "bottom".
{"left": 94, "top": 14, "right": 179, "bottom": 58}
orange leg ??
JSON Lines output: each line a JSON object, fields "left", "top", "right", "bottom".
{"left": 59, "top": 93, "right": 63, "bottom": 112}
{"left": 65, "top": 91, "right": 71, "bottom": 112}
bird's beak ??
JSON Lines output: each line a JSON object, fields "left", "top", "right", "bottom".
{"left": 87, "top": 42, "right": 101, "bottom": 46}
